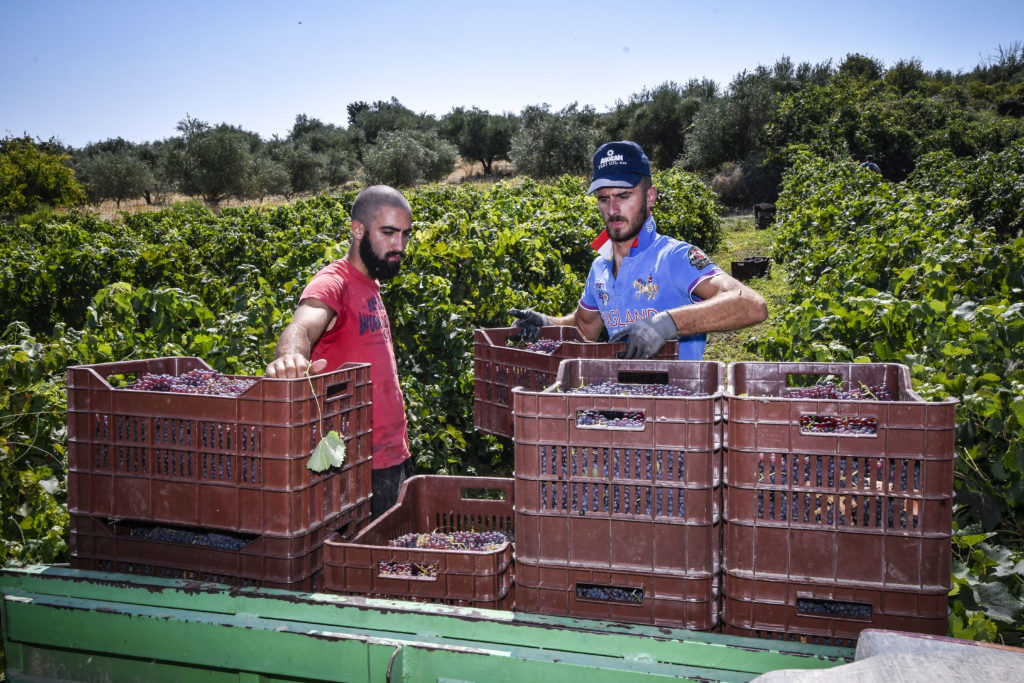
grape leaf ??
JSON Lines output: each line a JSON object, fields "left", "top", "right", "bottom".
{"left": 306, "top": 431, "right": 346, "bottom": 472}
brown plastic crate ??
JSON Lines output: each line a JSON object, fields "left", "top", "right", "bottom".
{"left": 724, "top": 362, "right": 956, "bottom": 593}
{"left": 514, "top": 505, "right": 719, "bottom": 576}
{"left": 720, "top": 625, "right": 857, "bottom": 649}
{"left": 514, "top": 558, "right": 719, "bottom": 630}
{"left": 721, "top": 573, "right": 948, "bottom": 643}
{"left": 473, "top": 326, "right": 680, "bottom": 438}
{"left": 67, "top": 507, "right": 370, "bottom": 590}
{"left": 66, "top": 357, "right": 372, "bottom": 535}
{"left": 513, "top": 359, "right": 725, "bottom": 520}
{"left": 512, "top": 360, "right": 723, "bottom": 628}
{"left": 323, "top": 475, "right": 514, "bottom": 608}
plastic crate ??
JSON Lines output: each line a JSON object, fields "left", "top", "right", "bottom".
{"left": 730, "top": 256, "right": 770, "bottom": 281}
{"left": 323, "top": 475, "right": 514, "bottom": 608}
{"left": 721, "top": 573, "right": 948, "bottom": 643}
{"left": 724, "top": 362, "right": 956, "bottom": 591}
{"left": 66, "top": 357, "right": 372, "bottom": 536}
{"left": 67, "top": 506, "right": 367, "bottom": 590}
{"left": 511, "top": 360, "right": 724, "bottom": 629}
{"left": 513, "top": 359, "right": 725, "bottom": 522}
{"left": 720, "top": 625, "right": 857, "bottom": 649}
{"left": 753, "top": 203, "right": 776, "bottom": 230}
{"left": 514, "top": 559, "right": 719, "bottom": 630}
{"left": 473, "top": 326, "right": 679, "bottom": 438}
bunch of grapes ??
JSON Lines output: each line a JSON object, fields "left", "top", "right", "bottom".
{"left": 388, "top": 530, "right": 510, "bottom": 552}
{"left": 786, "top": 382, "right": 893, "bottom": 401}
{"left": 128, "top": 524, "right": 251, "bottom": 550}
{"left": 800, "top": 415, "right": 878, "bottom": 435}
{"left": 576, "top": 584, "right": 644, "bottom": 604}
{"left": 377, "top": 560, "right": 438, "bottom": 578}
{"left": 576, "top": 409, "right": 645, "bottom": 428}
{"left": 516, "top": 338, "right": 562, "bottom": 354}
{"left": 133, "top": 369, "right": 256, "bottom": 396}
{"left": 570, "top": 381, "right": 699, "bottom": 397}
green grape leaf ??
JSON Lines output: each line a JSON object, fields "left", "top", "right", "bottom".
{"left": 306, "top": 431, "right": 346, "bottom": 472}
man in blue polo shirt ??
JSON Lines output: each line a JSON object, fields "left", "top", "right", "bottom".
{"left": 511, "top": 140, "right": 767, "bottom": 359}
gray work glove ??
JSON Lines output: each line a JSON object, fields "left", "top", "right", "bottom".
{"left": 508, "top": 308, "right": 548, "bottom": 343}
{"left": 609, "top": 311, "right": 678, "bottom": 359}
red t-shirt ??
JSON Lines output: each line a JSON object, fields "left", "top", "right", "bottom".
{"left": 300, "top": 259, "right": 410, "bottom": 469}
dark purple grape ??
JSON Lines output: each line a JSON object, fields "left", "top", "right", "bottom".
{"left": 133, "top": 369, "right": 255, "bottom": 396}
{"left": 570, "top": 381, "right": 701, "bottom": 397}
{"left": 388, "top": 530, "right": 510, "bottom": 551}
{"left": 786, "top": 382, "right": 894, "bottom": 401}
{"left": 800, "top": 414, "right": 878, "bottom": 435}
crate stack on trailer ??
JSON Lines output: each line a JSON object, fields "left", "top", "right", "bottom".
{"left": 510, "top": 358, "right": 724, "bottom": 629}
{"left": 472, "top": 324, "right": 957, "bottom": 641}
{"left": 66, "top": 357, "right": 373, "bottom": 590}
{"left": 722, "top": 362, "right": 956, "bottom": 645}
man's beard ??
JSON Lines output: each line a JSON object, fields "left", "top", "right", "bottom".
{"left": 605, "top": 197, "right": 648, "bottom": 244}
{"left": 359, "top": 236, "right": 403, "bottom": 281}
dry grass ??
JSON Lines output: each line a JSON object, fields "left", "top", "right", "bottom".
{"left": 703, "top": 214, "right": 786, "bottom": 363}
{"left": 85, "top": 160, "right": 517, "bottom": 221}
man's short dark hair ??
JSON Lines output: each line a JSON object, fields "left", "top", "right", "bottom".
{"left": 351, "top": 185, "right": 411, "bottom": 227}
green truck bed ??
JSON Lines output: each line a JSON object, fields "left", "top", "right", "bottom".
{"left": 1, "top": 565, "right": 852, "bottom": 682}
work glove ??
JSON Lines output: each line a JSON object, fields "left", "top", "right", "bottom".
{"left": 508, "top": 308, "right": 548, "bottom": 343}
{"left": 609, "top": 311, "right": 678, "bottom": 359}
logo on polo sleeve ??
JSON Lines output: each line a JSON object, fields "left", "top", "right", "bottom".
{"left": 687, "top": 246, "right": 711, "bottom": 270}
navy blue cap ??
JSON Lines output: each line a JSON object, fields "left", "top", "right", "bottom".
{"left": 587, "top": 141, "right": 651, "bottom": 194}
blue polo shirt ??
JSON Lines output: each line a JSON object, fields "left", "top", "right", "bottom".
{"left": 579, "top": 216, "right": 723, "bottom": 360}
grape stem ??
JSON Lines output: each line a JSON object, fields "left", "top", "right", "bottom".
{"left": 305, "top": 364, "right": 326, "bottom": 440}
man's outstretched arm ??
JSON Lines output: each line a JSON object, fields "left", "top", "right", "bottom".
{"left": 266, "top": 299, "right": 335, "bottom": 378}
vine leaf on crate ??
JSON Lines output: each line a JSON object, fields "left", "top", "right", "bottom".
{"left": 307, "top": 430, "right": 346, "bottom": 472}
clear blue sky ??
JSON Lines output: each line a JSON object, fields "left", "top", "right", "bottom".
{"left": 2, "top": 0, "right": 1022, "bottom": 148}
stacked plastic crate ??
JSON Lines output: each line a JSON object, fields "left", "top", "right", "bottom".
{"left": 723, "top": 362, "right": 956, "bottom": 645}
{"left": 67, "top": 357, "right": 373, "bottom": 590}
{"left": 323, "top": 475, "right": 515, "bottom": 608}
{"left": 473, "top": 326, "right": 679, "bottom": 438}
{"left": 511, "top": 359, "right": 724, "bottom": 629}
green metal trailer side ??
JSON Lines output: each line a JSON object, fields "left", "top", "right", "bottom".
{"left": 1, "top": 566, "right": 852, "bottom": 682}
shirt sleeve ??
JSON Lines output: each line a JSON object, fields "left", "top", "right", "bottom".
{"left": 670, "top": 243, "right": 723, "bottom": 302}
{"left": 299, "top": 264, "right": 347, "bottom": 318}
{"left": 578, "top": 263, "right": 600, "bottom": 311}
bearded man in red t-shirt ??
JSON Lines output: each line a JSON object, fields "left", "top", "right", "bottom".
{"left": 266, "top": 185, "right": 413, "bottom": 519}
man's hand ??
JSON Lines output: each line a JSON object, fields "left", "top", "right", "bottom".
{"left": 266, "top": 354, "right": 328, "bottom": 379}
{"left": 508, "top": 308, "right": 549, "bottom": 343}
{"left": 609, "top": 311, "right": 678, "bottom": 359}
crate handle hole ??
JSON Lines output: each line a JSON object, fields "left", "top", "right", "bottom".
{"left": 796, "top": 597, "right": 873, "bottom": 621}
{"left": 616, "top": 370, "right": 670, "bottom": 385}
{"left": 576, "top": 582, "right": 644, "bottom": 605}
{"left": 786, "top": 373, "right": 840, "bottom": 388}
{"left": 800, "top": 414, "right": 878, "bottom": 436}
{"left": 377, "top": 560, "right": 438, "bottom": 581}
{"left": 461, "top": 488, "right": 507, "bottom": 501}
{"left": 326, "top": 380, "right": 350, "bottom": 398}
{"left": 576, "top": 409, "right": 646, "bottom": 430}
{"left": 106, "top": 371, "right": 141, "bottom": 388}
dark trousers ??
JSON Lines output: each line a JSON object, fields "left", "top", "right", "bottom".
{"left": 370, "top": 458, "right": 415, "bottom": 519}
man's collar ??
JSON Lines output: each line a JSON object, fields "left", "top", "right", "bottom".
{"left": 591, "top": 215, "right": 657, "bottom": 261}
